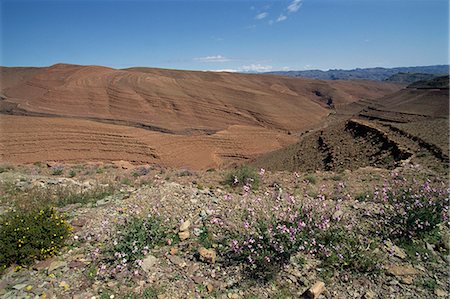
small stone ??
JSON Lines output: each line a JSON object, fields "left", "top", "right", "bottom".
{"left": 179, "top": 231, "right": 190, "bottom": 241}
{"left": 68, "top": 260, "right": 86, "bottom": 269}
{"left": 426, "top": 243, "right": 436, "bottom": 254}
{"left": 392, "top": 246, "right": 407, "bottom": 259}
{"left": 48, "top": 261, "right": 67, "bottom": 273}
{"left": 192, "top": 276, "right": 205, "bottom": 284}
{"left": 179, "top": 220, "right": 191, "bottom": 232}
{"left": 70, "top": 218, "right": 87, "bottom": 228}
{"left": 207, "top": 283, "right": 214, "bottom": 293}
{"left": 169, "top": 247, "right": 178, "bottom": 255}
{"left": 400, "top": 276, "right": 414, "bottom": 285}
{"left": 386, "top": 265, "right": 418, "bottom": 276}
{"left": 304, "top": 281, "right": 325, "bottom": 299}
{"left": 13, "top": 283, "right": 28, "bottom": 290}
{"left": 141, "top": 255, "right": 158, "bottom": 273}
{"left": 193, "top": 228, "right": 203, "bottom": 237}
{"left": 364, "top": 290, "right": 375, "bottom": 299}
{"left": 198, "top": 247, "right": 217, "bottom": 264}
{"left": 167, "top": 255, "right": 187, "bottom": 267}
{"left": 435, "top": 289, "right": 448, "bottom": 297}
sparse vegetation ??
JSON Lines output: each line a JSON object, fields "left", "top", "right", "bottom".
{"left": 102, "top": 215, "right": 168, "bottom": 272}
{"left": 50, "top": 165, "right": 64, "bottom": 176}
{"left": 223, "top": 166, "right": 260, "bottom": 189}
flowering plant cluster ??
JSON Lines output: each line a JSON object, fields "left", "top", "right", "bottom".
{"left": 223, "top": 166, "right": 260, "bottom": 189}
{"left": 0, "top": 207, "right": 71, "bottom": 271}
{"left": 99, "top": 215, "right": 167, "bottom": 278}
{"left": 372, "top": 174, "right": 449, "bottom": 242}
{"left": 218, "top": 173, "right": 345, "bottom": 279}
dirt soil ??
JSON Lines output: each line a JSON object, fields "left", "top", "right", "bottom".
{"left": 0, "top": 64, "right": 402, "bottom": 169}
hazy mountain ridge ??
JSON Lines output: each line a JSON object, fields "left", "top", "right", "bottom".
{"left": 266, "top": 65, "right": 449, "bottom": 82}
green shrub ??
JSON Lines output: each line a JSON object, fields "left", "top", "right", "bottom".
{"left": 106, "top": 216, "right": 167, "bottom": 265}
{"left": 0, "top": 207, "right": 71, "bottom": 270}
{"left": 220, "top": 216, "right": 309, "bottom": 280}
{"left": 372, "top": 179, "right": 448, "bottom": 242}
{"left": 304, "top": 175, "right": 316, "bottom": 184}
{"left": 223, "top": 166, "right": 260, "bottom": 189}
{"left": 316, "top": 228, "right": 381, "bottom": 273}
{"left": 50, "top": 166, "right": 64, "bottom": 176}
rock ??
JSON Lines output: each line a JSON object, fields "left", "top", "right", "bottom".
{"left": 304, "top": 281, "right": 325, "bottom": 299}
{"left": 392, "top": 246, "right": 407, "bottom": 259}
{"left": 198, "top": 247, "right": 217, "bottom": 264}
{"left": 435, "top": 289, "right": 448, "bottom": 297}
{"left": 141, "top": 255, "right": 158, "bottom": 273}
{"left": 207, "top": 283, "right": 214, "bottom": 293}
{"left": 167, "top": 255, "right": 187, "bottom": 267}
{"left": 179, "top": 231, "right": 190, "bottom": 241}
{"left": 70, "top": 218, "right": 87, "bottom": 228}
{"left": 193, "top": 228, "right": 203, "bottom": 237}
{"left": 13, "top": 283, "right": 28, "bottom": 290}
{"left": 364, "top": 290, "right": 375, "bottom": 299}
{"left": 179, "top": 220, "right": 191, "bottom": 232}
{"left": 169, "top": 247, "right": 178, "bottom": 255}
{"left": 48, "top": 261, "right": 67, "bottom": 273}
{"left": 426, "top": 243, "right": 436, "bottom": 254}
{"left": 68, "top": 260, "right": 86, "bottom": 269}
{"left": 400, "top": 276, "right": 414, "bottom": 285}
{"left": 192, "top": 276, "right": 205, "bottom": 284}
{"left": 386, "top": 265, "right": 418, "bottom": 276}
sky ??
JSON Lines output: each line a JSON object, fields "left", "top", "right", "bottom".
{"left": 0, "top": 0, "right": 448, "bottom": 72}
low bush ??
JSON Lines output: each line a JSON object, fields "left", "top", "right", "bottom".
{"left": 0, "top": 207, "right": 71, "bottom": 271}
{"left": 223, "top": 166, "right": 260, "bottom": 189}
{"left": 221, "top": 216, "right": 310, "bottom": 280}
{"left": 372, "top": 177, "right": 448, "bottom": 242}
{"left": 50, "top": 165, "right": 64, "bottom": 176}
{"left": 101, "top": 215, "right": 168, "bottom": 274}
{"left": 316, "top": 228, "right": 381, "bottom": 273}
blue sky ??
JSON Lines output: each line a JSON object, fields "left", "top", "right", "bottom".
{"left": 1, "top": 0, "right": 448, "bottom": 71}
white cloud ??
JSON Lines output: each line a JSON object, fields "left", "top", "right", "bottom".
{"left": 255, "top": 12, "right": 268, "bottom": 20}
{"left": 287, "top": 0, "right": 302, "bottom": 13}
{"left": 282, "top": 66, "right": 291, "bottom": 71}
{"left": 209, "top": 69, "right": 239, "bottom": 73}
{"left": 194, "top": 55, "right": 231, "bottom": 63}
{"left": 241, "top": 64, "right": 272, "bottom": 73}
{"left": 276, "top": 14, "right": 287, "bottom": 22}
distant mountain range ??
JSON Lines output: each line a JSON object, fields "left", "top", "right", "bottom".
{"left": 266, "top": 65, "right": 449, "bottom": 82}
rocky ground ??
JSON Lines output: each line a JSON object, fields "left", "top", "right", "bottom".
{"left": 0, "top": 162, "right": 448, "bottom": 299}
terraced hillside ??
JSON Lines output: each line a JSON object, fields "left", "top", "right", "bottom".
{"left": 0, "top": 64, "right": 402, "bottom": 169}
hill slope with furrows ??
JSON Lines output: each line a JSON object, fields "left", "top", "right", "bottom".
{"left": 0, "top": 64, "right": 402, "bottom": 133}
{"left": 0, "top": 64, "right": 402, "bottom": 168}
{"left": 252, "top": 76, "right": 449, "bottom": 173}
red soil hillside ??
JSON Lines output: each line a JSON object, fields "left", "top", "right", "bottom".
{"left": 0, "top": 64, "right": 402, "bottom": 169}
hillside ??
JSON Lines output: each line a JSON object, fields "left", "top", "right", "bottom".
{"left": 384, "top": 72, "right": 439, "bottom": 84}
{"left": 267, "top": 65, "right": 449, "bottom": 81}
{"left": 0, "top": 64, "right": 401, "bottom": 169}
{"left": 252, "top": 76, "right": 449, "bottom": 173}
